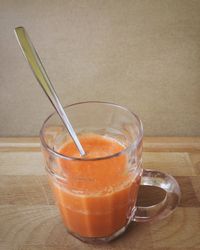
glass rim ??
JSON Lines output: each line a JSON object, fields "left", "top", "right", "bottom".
{"left": 39, "top": 101, "right": 144, "bottom": 161}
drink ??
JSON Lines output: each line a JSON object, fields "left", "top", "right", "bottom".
{"left": 50, "top": 134, "right": 141, "bottom": 238}
{"left": 41, "top": 101, "right": 180, "bottom": 243}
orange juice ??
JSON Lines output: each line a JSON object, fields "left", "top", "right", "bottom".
{"left": 51, "top": 134, "right": 141, "bottom": 238}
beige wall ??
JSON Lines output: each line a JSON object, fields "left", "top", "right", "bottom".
{"left": 0, "top": 0, "right": 200, "bottom": 136}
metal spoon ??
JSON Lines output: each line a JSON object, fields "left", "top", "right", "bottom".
{"left": 14, "top": 26, "right": 86, "bottom": 156}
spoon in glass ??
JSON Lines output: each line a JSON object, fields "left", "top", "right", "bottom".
{"left": 14, "top": 26, "right": 86, "bottom": 157}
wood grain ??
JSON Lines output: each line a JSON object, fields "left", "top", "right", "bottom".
{"left": 0, "top": 152, "right": 45, "bottom": 175}
{"left": 150, "top": 208, "right": 200, "bottom": 248}
{"left": 0, "top": 176, "right": 54, "bottom": 205}
{"left": 143, "top": 137, "right": 200, "bottom": 152}
{"left": 143, "top": 152, "right": 195, "bottom": 176}
{"left": 0, "top": 137, "right": 199, "bottom": 250}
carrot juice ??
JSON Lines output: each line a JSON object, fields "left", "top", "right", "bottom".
{"left": 50, "top": 134, "right": 141, "bottom": 238}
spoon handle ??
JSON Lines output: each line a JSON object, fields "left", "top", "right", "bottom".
{"left": 14, "top": 27, "right": 85, "bottom": 156}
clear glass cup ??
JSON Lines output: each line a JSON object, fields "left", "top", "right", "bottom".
{"left": 40, "top": 101, "right": 181, "bottom": 243}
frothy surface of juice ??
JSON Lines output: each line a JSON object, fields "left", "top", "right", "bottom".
{"left": 60, "top": 134, "right": 124, "bottom": 159}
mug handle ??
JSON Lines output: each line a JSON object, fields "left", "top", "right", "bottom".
{"left": 133, "top": 169, "right": 181, "bottom": 222}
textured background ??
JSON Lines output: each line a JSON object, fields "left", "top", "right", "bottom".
{"left": 0, "top": 0, "right": 200, "bottom": 136}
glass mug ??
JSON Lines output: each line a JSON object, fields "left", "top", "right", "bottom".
{"left": 40, "top": 101, "right": 181, "bottom": 243}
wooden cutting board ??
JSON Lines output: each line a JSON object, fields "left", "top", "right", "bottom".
{"left": 0, "top": 137, "right": 200, "bottom": 250}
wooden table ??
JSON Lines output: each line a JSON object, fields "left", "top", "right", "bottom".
{"left": 0, "top": 137, "right": 200, "bottom": 250}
